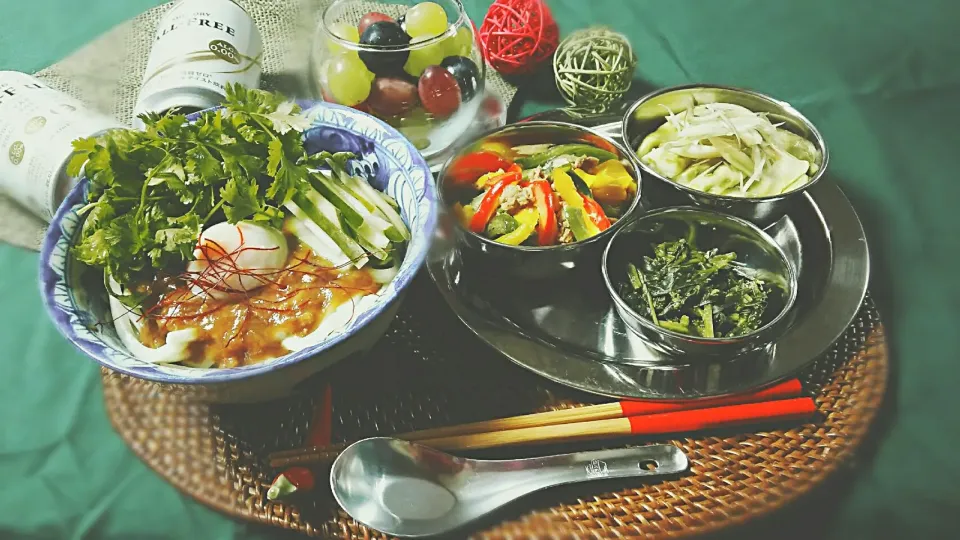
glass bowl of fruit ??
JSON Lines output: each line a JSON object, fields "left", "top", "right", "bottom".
{"left": 312, "top": 0, "right": 485, "bottom": 161}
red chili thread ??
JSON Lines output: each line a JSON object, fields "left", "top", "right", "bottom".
{"left": 143, "top": 242, "right": 370, "bottom": 321}
{"left": 99, "top": 228, "right": 375, "bottom": 350}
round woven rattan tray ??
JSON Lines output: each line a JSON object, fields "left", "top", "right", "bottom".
{"left": 101, "top": 277, "right": 888, "bottom": 539}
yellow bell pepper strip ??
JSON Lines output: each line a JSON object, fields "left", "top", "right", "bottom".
{"left": 573, "top": 161, "right": 634, "bottom": 204}
{"left": 551, "top": 169, "right": 585, "bottom": 208}
{"left": 468, "top": 175, "right": 520, "bottom": 233}
{"left": 474, "top": 163, "right": 522, "bottom": 189}
{"left": 494, "top": 208, "right": 538, "bottom": 245}
{"left": 581, "top": 194, "right": 611, "bottom": 231}
{"left": 574, "top": 160, "right": 635, "bottom": 190}
{"left": 452, "top": 202, "right": 474, "bottom": 228}
{"left": 479, "top": 140, "right": 514, "bottom": 160}
{"left": 571, "top": 168, "right": 599, "bottom": 188}
{"left": 531, "top": 180, "right": 558, "bottom": 245}
{"left": 595, "top": 160, "right": 635, "bottom": 185}
{"left": 591, "top": 184, "right": 629, "bottom": 205}
{"left": 552, "top": 169, "right": 600, "bottom": 238}
{"left": 474, "top": 171, "right": 500, "bottom": 189}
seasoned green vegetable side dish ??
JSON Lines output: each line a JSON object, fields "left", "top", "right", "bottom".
{"left": 618, "top": 238, "right": 780, "bottom": 338}
{"left": 446, "top": 139, "right": 637, "bottom": 246}
{"left": 636, "top": 103, "right": 821, "bottom": 198}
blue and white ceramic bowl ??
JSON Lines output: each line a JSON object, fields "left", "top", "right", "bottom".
{"left": 39, "top": 101, "right": 437, "bottom": 403}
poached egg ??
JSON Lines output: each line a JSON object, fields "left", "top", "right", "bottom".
{"left": 187, "top": 221, "right": 289, "bottom": 299}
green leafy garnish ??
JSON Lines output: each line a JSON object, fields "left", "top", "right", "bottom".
{"left": 67, "top": 83, "right": 319, "bottom": 289}
{"left": 618, "top": 238, "right": 780, "bottom": 338}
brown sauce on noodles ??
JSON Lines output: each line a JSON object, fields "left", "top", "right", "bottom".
{"left": 137, "top": 238, "right": 380, "bottom": 368}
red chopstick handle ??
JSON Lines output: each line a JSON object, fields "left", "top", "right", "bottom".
{"left": 628, "top": 397, "right": 817, "bottom": 435}
{"left": 619, "top": 378, "right": 803, "bottom": 417}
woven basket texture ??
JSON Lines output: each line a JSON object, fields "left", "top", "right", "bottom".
{"left": 102, "top": 276, "right": 888, "bottom": 539}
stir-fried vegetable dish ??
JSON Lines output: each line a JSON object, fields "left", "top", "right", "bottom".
{"left": 636, "top": 103, "right": 821, "bottom": 198}
{"left": 617, "top": 238, "right": 784, "bottom": 338}
{"left": 446, "top": 140, "right": 637, "bottom": 246}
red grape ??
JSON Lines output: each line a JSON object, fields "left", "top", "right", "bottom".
{"left": 354, "top": 100, "right": 373, "bottom": 114}
{"left": 368, "top": 77, "right": 419, "bottom": 116}
{"left": 418, "top": 66, "right": 461, "bottom": 118}
{"left": 358, "top": 12, "right": 394, "bottom": 35}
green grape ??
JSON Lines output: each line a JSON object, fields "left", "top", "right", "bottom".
{"left": 404, "top": 2, "right": 448, "bottom": 38}
{"left": 444, "top": 26, "right": 474, "bottom": 57}
{"left": 398, "top": 108, "right": 433, "bottom": 149}
{"left": 325, "top": 53, "right": 373, "bottom": 106}
{"left": 404, "top": 36, "right": 447, "bottom": 77}
{"left": 455, "top": 26, "right": 474, "bottom": 56}
{"left": 327, "top": 22, "right": 360, "bottom": 55}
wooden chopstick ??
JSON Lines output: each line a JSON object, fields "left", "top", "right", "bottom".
{"left": 267, "top": 379, "right": 804, "bottom": 467}
{"left": 393, "top": 378, "right": 802, "bottom": 441}
{"left": 414, "top": 397, "right": 817, "bottom": 451}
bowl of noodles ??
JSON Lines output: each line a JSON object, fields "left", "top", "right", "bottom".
{"left": 39, "top": 89, "right": 437, "bottom": 403}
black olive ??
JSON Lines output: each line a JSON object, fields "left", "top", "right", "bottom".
{"left": 441, "top": 56, "right": 481, "bottom": 101}
{"left": 359, "top": 21, "right": 412, "bottom": 75}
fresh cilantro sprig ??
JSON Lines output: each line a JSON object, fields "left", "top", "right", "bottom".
{"left": 66, "top": 83, "right": 315, "bottom": 290}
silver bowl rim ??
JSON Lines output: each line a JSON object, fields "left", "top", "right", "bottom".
{"left": 436, "top": 120, "right": 645, "bottom": 253}
{"left": 601, "top": 205, "right": 800, "bottom": 345}
{"left": 621, "top": 83, "right": 830, "bottom": 203}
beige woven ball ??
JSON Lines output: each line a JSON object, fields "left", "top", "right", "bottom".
{"left": 553, "top": 27, "right": 637, "bottom": 112}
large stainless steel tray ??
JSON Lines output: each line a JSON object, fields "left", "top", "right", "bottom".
{"left": 426, "top": 116, "right": 870, "bottom": 400}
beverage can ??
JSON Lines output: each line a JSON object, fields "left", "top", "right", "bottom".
{"left": 134, "top": 0, "right": 263, "bottom": 123}
{"left": 0, "top": 71, "right": 124, "bottom": 221}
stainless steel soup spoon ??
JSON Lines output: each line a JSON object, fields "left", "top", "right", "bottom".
{"left": 330, "top": 437, "right": 688, "bottom": 538}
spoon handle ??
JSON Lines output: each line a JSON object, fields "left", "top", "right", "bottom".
{"left": 527, "top": 445, "right": 688, "bottom": 489}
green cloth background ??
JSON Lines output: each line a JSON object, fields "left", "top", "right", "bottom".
{"left": 1, "top": 0, "right": 957, "bottom": 538}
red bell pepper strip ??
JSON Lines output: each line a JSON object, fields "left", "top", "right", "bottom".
{"left": 581, "top": 194, "right": 611, "bottom": 231}
{"left": 448, "top": 151, "right": 513, "bottom": 185}
{"left": 468, "top": 175, "right": 519, "bottom": 233}
{"left": 531, "top": 181, "right": 558, "bottom": 245}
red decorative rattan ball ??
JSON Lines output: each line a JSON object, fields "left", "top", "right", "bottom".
{"left": 478, "top": 0, "right": 560, "bottom": 76}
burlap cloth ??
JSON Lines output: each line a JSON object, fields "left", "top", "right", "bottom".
{"left": 1, "top": 0, "right": 517, "bottom": 251}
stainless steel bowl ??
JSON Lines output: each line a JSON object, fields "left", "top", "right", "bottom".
{"left": 621, "top": 84, "right": 829, "bottom": 226}
{"left": 437, "top": 121, "right": 644, "bottom": 279}
{"left": 602, "top": 206, "right": 799, "bottom": 360}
